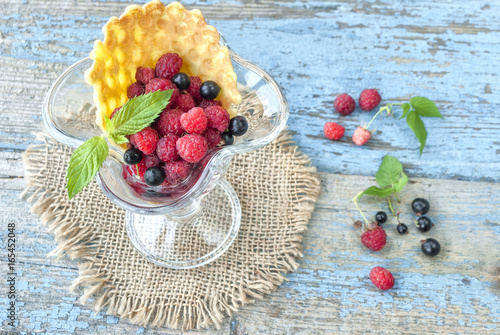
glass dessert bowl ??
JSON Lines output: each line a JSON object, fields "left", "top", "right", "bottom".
{"left": 42, "top": 41, "right": 289, "bottom": 269}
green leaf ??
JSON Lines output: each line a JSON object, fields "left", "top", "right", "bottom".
{"left": 375, "top": 155, "right": 403, "bottom": 188}
{"left": 410, "top": 96, "right": 443, "bottom": 118}
{"left": 393, "top": 172, "right": 408, "bottom": 192}
{"left": 362, "top": 186, "right": 394, "bottom": 198}
{"left": 66, "top": 136, "right": 108, "bottom": 199}
{"left": 108, "top": 133, "right": 129, "bottom": 144}
{"left": 110, "top": 90, "right": 172, "bottom": 136}
{"left": 406, "top": 110, "right": 428, "bottom": 156}
{"left": 103, "top": 113, "right": 114, "bottom": 135}
{"left": 399, "top": 103, "right": 411, "bottom": 120}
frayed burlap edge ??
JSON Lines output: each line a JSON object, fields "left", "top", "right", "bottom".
{"left": 21, "top": 131, "right": 321, "bottom": 330}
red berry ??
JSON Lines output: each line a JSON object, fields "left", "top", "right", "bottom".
{"left": 187, "top": 76, "right": 203, "bottom": 102}
{"left": 352, "top": 126, "right": 371, "bottom": 146}
{"left": 205, "top": 105, "right": 230, "bottom": 132}
{"left": 173, "top": 93, "right": 196, "bottom": 112}
{"left": 155, "top": 109, "right": 185, "bottom": 137}
{"left": 110, "top": 106, "right": 121, "bottom": 119}
{"left": 122, "top": 156, "right": 147, "bottom": 182}
{"left": 370, "top": 267, "right": 395, "bottom": 290}
{"left": 135, "top": 67, "right": 156, "bottom": 85}
{"left": 129, "top": 127, "right": 159, "bottom": 155}
{"left": 145, "top": 154, "right": 161, "bottom": 168}
{"left": 176, "top": 134, "right": 208, "bottom": 163}
{"left": 334, "top": 93, "right": 355, "bottom": 116}
{"left": 360, "top": 226, "right": 387, "bottom": 251}
{"left": 199, "top": 99, "right": 221, "bottom": 109}
{"left": 180, "top": 107, "right": 207, "bottom": 134}
{"left": 359, "top": 89, "right": 381, "bottom": 111}
{"left": 165, "top": 160, "right": 192, "bottom": 182}
{"left": 155, "top": 53, "right": 182, "bottom": 80}
{"left": 156, "top": 133, "right": 180, "bottom": 163}
{"left": 204, "top": 128, "right": 221, "bottom": 148}
{"left": 145, "top": 78, "right": 179, "bottom": 106}
{"left": 127, "top": 82, "right": 144, "bottom": 99}
{"left": 324, "top": 122, "right": 345, "bottom": 140}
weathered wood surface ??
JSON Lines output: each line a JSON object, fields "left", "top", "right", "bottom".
{"left": 1, "top": 0, "right": 499, "bottom": 333}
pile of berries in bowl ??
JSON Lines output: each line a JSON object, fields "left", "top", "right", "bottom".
{"left": 117, "top": 53, "right": 248, "bottom": 195}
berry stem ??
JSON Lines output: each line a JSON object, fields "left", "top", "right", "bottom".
{"left": 387, "top": 196, "right": 401, "bottom": 225}
{"left": 351, "top": 191, "right": 370, "bottom": 225}
{"left": 365, "top": 103, "right": 404, "bottom": 130}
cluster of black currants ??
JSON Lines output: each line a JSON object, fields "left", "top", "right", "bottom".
{"left": 374, "top": 197, "right": 441, "bottom": 257}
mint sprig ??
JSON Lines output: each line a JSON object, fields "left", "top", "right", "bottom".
{"left": 65, "top": 90, "right": 172, "bottom": 199}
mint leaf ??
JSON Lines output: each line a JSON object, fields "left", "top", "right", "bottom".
{"left": 66, "top": 136, "right": 108, "bottom": 199}
{"left": 393, "top": 172, "right": 408, "bottom": 192}
{"left": 410, "top": 97, "right": 443, "bottom": 118}
{"left": 406, "top": 110, "right": 427, "bottom": 156}
{"left": 108, "top": 133, "right": 128, "bottom": 144}
{"left": 375, "top": 155, "right": 403, "bottom": 188}
{"left": 362, "top": 186, "right": 394, "bottom": 198}
{"left": 110, "top": 90, "right": 172, "bottom": 136}
{"left": 399, "top": 103, "right": 411, "bottom": 120}
{"left": 103, "top": 113, "right": 114, "bottom": 135}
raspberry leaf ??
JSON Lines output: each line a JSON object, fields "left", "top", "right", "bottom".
{"left": 362, "top": 186, "right": 394, "bottom": 198}
{"left": 375, "top": 155, "right": 403, "bottom": 188}
{"left": 399, "top": 103, "right": 411, "bottom": 119}
{"left": 393, "top": 172, "right": 408, "bottom": 193}
{"left": 66, "top": 136, "right": 108, "bottom": 200}
{"left": 410, "top": 97, "right": 443, "bottom": 118}
{"left": 406, "top": 110, "right": 427, "bottom": 156}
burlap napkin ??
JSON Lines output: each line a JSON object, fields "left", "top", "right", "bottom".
{"left": 22, "top": 132, "right": 320, "bottom": 330}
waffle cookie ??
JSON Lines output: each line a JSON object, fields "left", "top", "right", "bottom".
{"left": 85, "top": 0, "right": 242, "bottom": 130}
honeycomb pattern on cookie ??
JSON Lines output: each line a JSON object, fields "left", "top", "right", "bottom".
{"left": 85, "top": 0, "right": 242, "bottom": 130}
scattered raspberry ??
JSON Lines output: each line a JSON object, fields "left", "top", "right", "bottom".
{"left": 173, "top": 93, "right": 196, "bottom": 112}
{"left": 324, "top": 122, "right": 345, "bottom": 140}
{"left": 110, "top": 106, "right": 121, "bottom": 119}
{"left": 155, "top": 53, "right": 182, "bottom": 80}
{"left": 156, "top": 109, "right": 185, "bottom": 137}
{"left": 156, "top": 133, "right": 180, "bottom": 163}
{"left": 204, "top": 128, "right": 221, "bottom": 148}
{"left": 361, "top": 226, "right": 387, "bottom": 251}
{"left": 359, "top": 89, "right": 381, "bottom": 111}
{"left": 199, "top": 99, "right": 221, "bottom": 109}
{"left": 205, "top": 105, "right": 230, "bottom": 132}
{"left": 135, "top": 67, "right": 156, "bottom": 85}
{"left": 370, "top": 267, "right": 395, "bottom": 290}
{"left": 352, "top": 126, "right": 371, "bottom": 146}
{"left": 129, "top": 127, "right": 159, "bottom": 155}
{"left": 122, "top": 156, "right": 147, "bottom": 182}
{"left": 127, "top": 82, "right": 144, "bottom": 99}
{"left": 176, "top": 134, "right": 208, "bottom": 163}
{"left": 180, "top": 107, "right": 207, "bottom": 134}
{"left": 144, "top": 78, "right": 179, "bottom": 105}
{"left": 145, "top": 154, "right": 161, "bottom": 168}
{"left": 187, "top": 76, "right": 203, "bottom": 102}
{"left": 334, "top": 93, "right": 356, "bottom": 116}
{"left": 165, "top": 160, "right": 192, "bottom": 182}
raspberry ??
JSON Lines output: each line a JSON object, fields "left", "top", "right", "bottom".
{"left": 129, "top": 127, "right": 159, "bottom": 155}
{"left": 135, "top": 67, "right": 156, "bottom": 85}
{"left": 173, "top": 93, "right": 196, "bottom": 112}
{"left": 110, "top": 106, "right": 121, "bottom": 119}
{"left": 205, "top": 105, "right": 230, "bottom": 132}
{"left": 145, "top": 78, "right": 179, "bottom": 105}
{"left": 370, "top": 267, "right": 395, "bottom": 290}
{"left": 199, "top": 99, "right": 221, "bottom": 109}
{"left": 180, "top": 107, "right": 207, "bottom": 134}
{"left": 122, "top": 156, "right": 147, "bottom": 182}
{"left": 324, "top": 122, "right": 345, "bottom": 140}
{"left": 156, "top": 133, "right": 180, "bottom": 163}
{"left": 359, "top": 89, "right": 381, "bottom": 111}
{"left": 155, "top": 53, "right": 182, "bottom": 80}
{"left": 176, "top": 134, "right": 208, "bottom": 163}
{"left": 360, "top": 226, "right": 387, "bottom": 251}
{"left": 187, "top": 76, "right": 203, "bottom": 102}
{"left": 333, "top": 93, "right": 356, "bottom": 116}
{"left": 145, "top": 154, "right": 161, "bottom": 168}
{"left": 204, "top": 128, "right": 221, "bottom": 148}
{"left": 352, "top": 126, "right": 371, "bottom": 146}
{"left": 165, "top": 160, "right": 192, "bottom": 182}
{"left": 127, "top": 82, "right": 144, "bottom": 99}
{"left": 155, "top": 109, "right": 185, "bottom": 137}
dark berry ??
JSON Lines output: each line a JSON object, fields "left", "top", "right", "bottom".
{"left": 221, "top": 131, "right": 234, "bottom": 145}
{"left": 200, "top": 80, "right": 221, "bottom": 100}
{"left": 123, "top": 148, "right": 143, "bottom": 165}
{"left": 416, "top": 216, "right": 433, "bottom": 232}
{"left": 375, "top": 211, "right": 387, "bottom": 224}
{"left": 397, "top": 223, "right": 408, "bottom": 234}
{"left": 144, "top": 167, "right": 165, "bottom": 186}
{"left": 412, "top": 198, "right": 430, "bottom": 216}
{"left": 228, "top": 116, "right": 248, "bottom": 136}
{"left": 421, "top": 238, "right": 441, "bottom": 256}
{"left": 171, "top": 72, "right": 191, "bottom": 90}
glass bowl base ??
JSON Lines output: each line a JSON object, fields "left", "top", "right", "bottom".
{"left": 125, "top": 179, "right": 241, "bottom": 269}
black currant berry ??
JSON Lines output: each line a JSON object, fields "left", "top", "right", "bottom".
{"left": 375, "top": 211, "right": 387, "bottom": 224}
{"left": 421, "top": 238, "right": 441, "bottom": 256}
{"left": 416, "top": 216, "right": 433, "bottom": 232}
{"left": 171, "top": 72, "right": 191, "bottom": 90}
{"left": 228, "top": 116, "right": 248, "bottom": 136}
{"left": 200, "top": 80, "right": 221, "bottom": 100}
{"left": 397, "top": 223, "right": 408, "bottom": 234}
{"left": 221, "top": 131, "right": 234, "bottom": 145}
{"left": 412, "top": 198, "right": 430, "bottom": 216}
{"left": 123, "top": 148, "right": 143, "bottom": 165}
{"left": 144, "top": 167, "right": 165, "bottom": 186}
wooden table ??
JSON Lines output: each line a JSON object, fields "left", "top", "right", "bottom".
{"left": 1, "top": 0, "right": 499, "bottom": 333}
